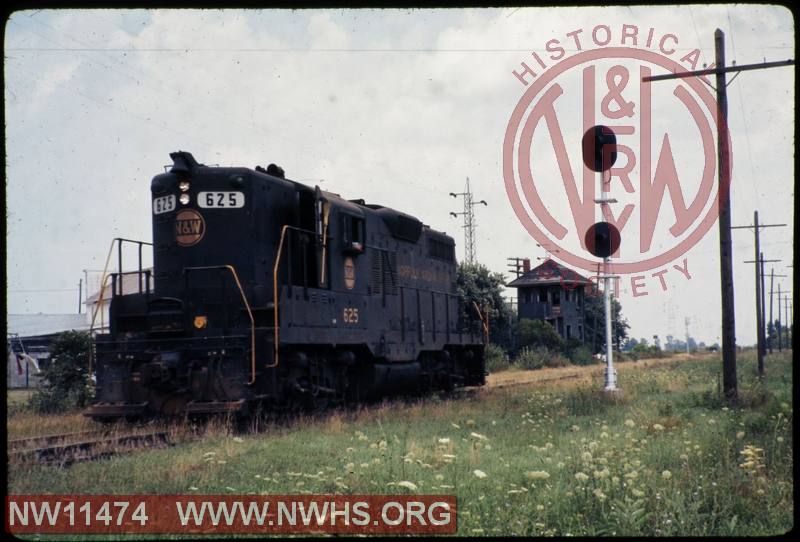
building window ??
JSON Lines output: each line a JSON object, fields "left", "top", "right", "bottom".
{"left": 538, "top": 290, "right": 548, "bottom": 303}
{"left": 566, "top": 324, "right": 572, "bottom": 339}
{"left": 552, "top": 290, "right": 561, "bottom": 306}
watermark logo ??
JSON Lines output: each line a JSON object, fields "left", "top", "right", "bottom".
{"left": 503, "top": 24, "right": 731, "bottom": 296}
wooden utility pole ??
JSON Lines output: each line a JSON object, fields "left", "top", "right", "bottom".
{"left": 643, "top": 30, "right": 794, "bottom": 399}
{"left": 784, "top": 294, "right": 793, "bottom": 346}
{"left": 743, "top": 254, "right": 780, "bottom": 375}
{"left": 760, "top": 253, "right": 766, "bottom": 356}
{"left": 714, "top": 29, "right": 736, "bottom": 399}
{"left": 768, "top": 268, "right": 774, "bottom": 353}
{"left": 768, "top": 269, "right": 787, "bottom": 353}
{"left": 777, "top": 284, "right": 784, "bottom": 351}
{"left": 738, "top": 213, "right": 784, "bottom": 375}
{"left": 507, "top": 257, "right": 529, "bottom": 279}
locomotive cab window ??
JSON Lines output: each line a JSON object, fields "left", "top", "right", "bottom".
{"left": 342, "top": 214, "right": 365, "bottom": 254}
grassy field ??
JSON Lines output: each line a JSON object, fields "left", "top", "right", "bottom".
{"left": 7, "top": 388, "right": 35, "bottom": 407}
{"left": 6, "top": 351, "right": 793, "bottom": 536}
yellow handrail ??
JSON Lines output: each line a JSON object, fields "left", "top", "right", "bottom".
{"left": 271, "top": 225, "right": 291, "bottom": 369}
{"left": 319, "top": 202, "right": 330, "bottom": 285}
{"left": 472, "top": 301, "right": 490, "bottom": 343}
{"left": 271, "top": 224, "right": 320, "bottom": 369}
{"left": 87, "top": 239, "right": 117, "bottom": 375}
{"left": 182, "top": 265, "right": 256, "bottom": 385}
{"left": 222, "top": 265, "right": 257, "bottom": 385}
{"left": 87, "top": 238, "right": 153, "bottom": 375}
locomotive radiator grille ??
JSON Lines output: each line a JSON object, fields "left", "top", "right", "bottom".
{"left": 369, "top": 249, "right": 398, "bottom": 296}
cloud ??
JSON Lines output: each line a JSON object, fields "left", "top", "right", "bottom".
{"left": 4, "top": 7, "right": 794, "bottom": 345}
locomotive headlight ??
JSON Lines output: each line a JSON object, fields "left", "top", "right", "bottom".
{"left": 179, "top": 181, "right": 190, "bottom": 192}
{"left": 179, "top": 193, "right": 191, "bottom": 205}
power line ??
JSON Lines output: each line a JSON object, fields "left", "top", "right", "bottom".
{"left": 733, "top": 211, "right": 786, "bottom": 375}
{"left": 6, "top": 46, "right": 793, "bottom": 53}
{"left": 642, "top": 28, "right": 795, "bottom": 400}
{"left": 10, "top": 16, "right": 283, "bottom": 148}
{"left": 9, "top": 288, "right": 77, "bottom": 293}
{"left": 9, "top": 64, "right": 217, "bottom": 150}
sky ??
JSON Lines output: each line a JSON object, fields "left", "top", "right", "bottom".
{"left": 4, "top": 6, "right": 795, "bottom": 346}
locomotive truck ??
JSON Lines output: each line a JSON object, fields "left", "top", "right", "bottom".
{"left": 87, "top": 151, "right": 486, "bottom": 420}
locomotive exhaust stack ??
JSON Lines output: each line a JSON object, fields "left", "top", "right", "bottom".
{"left": 87, "top": 151, "right": 486, "bottom": 421}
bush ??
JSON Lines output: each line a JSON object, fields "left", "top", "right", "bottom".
{"left": 485, "top": 343, "right": 511, "bottom": 373}
{"left": 567, "top": 344, "right": 595, "bottom": 365}
{"left": 517, "top": 319, "right": 564, "bottom": 351}
{"left": 514, "top": 347, "right": 570, "bottom": 370}
{"left": 514, "top": 347, "right": 546, "bottom": 370}
{"left": 627, "top": 343, "right": 664, "bottom": 361}
{"left": 543, "top": 351, "right": 571, "bottom": 368}
{"left": 29, "top": 331, "right": 93, "bottom": 413}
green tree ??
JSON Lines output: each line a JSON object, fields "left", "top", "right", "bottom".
{"left": 456, "top": 262, "right": 515, "bottom": 349}
{"left": 30, "top": 330, "right": 93, "bottom": 413}
{"left": 582, "top": 290, "right": 630, "bottom": 354}
{"left": 517, "top": 318, "right": 564, "bottom": 350}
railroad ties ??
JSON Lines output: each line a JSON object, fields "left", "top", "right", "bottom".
{"left": 8, "top": 430, "right": 172, "bottom": 467}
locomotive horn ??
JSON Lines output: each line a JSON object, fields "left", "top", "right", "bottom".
{"left": 169, "top": 151, "right": 200, "bottom": 174}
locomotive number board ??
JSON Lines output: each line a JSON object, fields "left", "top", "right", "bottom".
{"left": 198, "top": 191, "right": 245, "bottom": 208}
{"left": 153, "top": 194, "right": 176, "bottom": 215}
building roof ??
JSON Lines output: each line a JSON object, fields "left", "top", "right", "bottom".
{"left": 85, "top": 269, "right": 153, "bottom": 305}
{"left": 7, "top": 313, "right": 90, "bottom": 338}
{"left": 507, "top": 258, "right": 591, "bottom": 288}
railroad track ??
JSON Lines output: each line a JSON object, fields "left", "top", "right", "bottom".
{"left": 8, "top": 431, "right": 172, "bottom": 467}
{"left": 489, "top": 371, "right": 582, "bottom": 390}
{"left": 450, "top": 371, "right": 584, "bottom": 399}
{"left": 8, "top": 430, "right": 111, "bottom": 452}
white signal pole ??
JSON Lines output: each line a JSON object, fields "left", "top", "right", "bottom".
{"left": 586, "top": 125, "right": 620, "bottom": 393}
{"left": 596, "top": 167, "right": 618, "bottom": 391}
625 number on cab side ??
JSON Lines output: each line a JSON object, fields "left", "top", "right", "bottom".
{"left": 343, "top": 307, "right": 359, "bottom": 324}
{"left": 198, "top": 191, "right": 245, "bottom": 208}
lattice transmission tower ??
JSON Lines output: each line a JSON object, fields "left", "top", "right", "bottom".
{"left": 449, "top": 177, "right": 487, "bottom": 263}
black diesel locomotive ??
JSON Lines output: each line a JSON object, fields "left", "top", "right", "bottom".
{"left": 87, "top": 152, "right": 486, "bottom": 420}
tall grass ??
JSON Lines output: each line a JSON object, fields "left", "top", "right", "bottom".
{"left": 6, "top": 351, "right": 793, "bottom": 536}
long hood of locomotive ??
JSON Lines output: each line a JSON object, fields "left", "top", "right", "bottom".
{"left": 138, "top": 158, "right": 480, "bottom": 360}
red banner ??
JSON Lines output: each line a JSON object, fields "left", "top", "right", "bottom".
{"left": 6, "top": 495, "right": 457, "bottom": 534}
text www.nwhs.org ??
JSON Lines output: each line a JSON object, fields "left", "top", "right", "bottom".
{"left": 175, "top": 499, "right": 453, "bottom": 527}
{"left": 6, "top": 495, "right": 457, "bottom": 534}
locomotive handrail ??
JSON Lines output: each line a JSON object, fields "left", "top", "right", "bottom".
{"left": 319, "top": 201, "right": 331, "bottom": 285}
{"left": 183, "top": 265, "right": 256, "bottom": 385}
{"left": 272, "top": 224, "right": 320, "bottom": 370}
{"left": 472, "top": 301, "right": 490, "bottom": 343}
{"left": 88, "top": 237, "right": 153, "bottom": 376}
